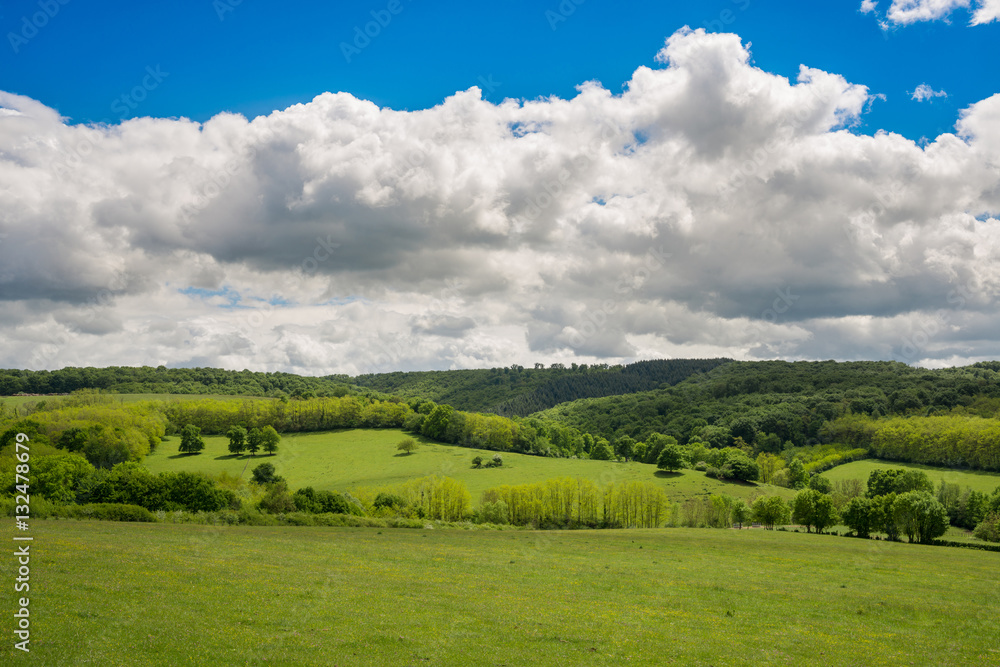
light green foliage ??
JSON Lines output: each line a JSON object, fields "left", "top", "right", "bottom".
{"left": 260, "top": 425, "right": 280, "bottom": 454}
{"left": 751, "top": 495, "right": 791, "bottom": 530}
{"left": 396, "top": 438, "right": 418, "bottom": 455}
{"left": 589, "top": 438, "right": 614, "bottom": 461}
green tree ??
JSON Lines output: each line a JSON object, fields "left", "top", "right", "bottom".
{"left": 258, "top": 480, "right": 295, "bottom": 514}
{"left": 809, "top": 474, "right": 833, "bottom": 494}
{"left": 892, "top": 491, "right": 949, "bottom": 544}
{"left": 874, "top": 492, "right": 900, "bottom": 541}
{"left": 731, "top": 500, "right": 751, "bottom": 528}
{"left": 751, "top": 495, "right": 791, "bottom": 530}
{"left": 246, "top": 428, "right": 262, "bottom": 456}
{"left": 397, "top": 438, "right": 418, "bottom": 455}
{"left": 842, "top": 496, "right": 879, "bottom": 538}
{"left": 791, "top": 488, "right": 839, "bottom": 534}
{"left": 471, "top": 455, "right": 483, "bottom": 468}
{"left": 226, "top": 425, "right": 247, "bottom": 456}
{"left": 421, "top": 404, "right": 454, "bottom": 441}
{"left": 178, "top": 424, "right": 204, "bottom": 455}
{"left": 260, "top": 425, "right": 280, "bottom": 455}
{"left": 643, "top": 433, "right": 678, "bottom": 464}
{"left": 656, "top": 444, "right": 687, "bottom": 472}
{"left": 251, "top": 462, "right": 282, "bottom": 485}
{"left": 614, "top": 435, "right": 636, "bottom": 462}
{"left": 589, "top": 438, "right": 614, "bottom": 461}
{"left": 786, "top": 458, "right": 808, "bottom": 489}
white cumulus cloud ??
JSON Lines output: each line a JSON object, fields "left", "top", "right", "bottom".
{"left": 1, "top": 28, "right": 999, "bottom": 374}
{"left": 912, "top": 84, "right": 949, "bottom": 101}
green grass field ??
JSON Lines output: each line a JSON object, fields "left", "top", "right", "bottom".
{"left": 3, "top": 520, "right": 998, "bottom": 666}
{"left": 824, "top": 459, "right": 1000, "bottom": 494}
{"left": 143, "top": 428, "right": 796, "bottom": 504}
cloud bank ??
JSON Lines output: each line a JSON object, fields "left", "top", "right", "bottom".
{"left": 1, "top": 28, "right": 999, "bottom": 374}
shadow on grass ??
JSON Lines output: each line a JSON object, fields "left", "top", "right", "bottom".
{"left": 393, "top": 452, "right": 416, "bottom": 457}
{"left": 167, "top": 453, "right": 203, "bottom": 459}
{"left": 654, "top": 470, "right": 683, "bottom": 478}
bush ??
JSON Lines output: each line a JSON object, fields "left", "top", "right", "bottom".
{"left": 251, "top": 462, "right": 282, "bottom": 485}
{"left": 973, "top": 513, "right": 1000, "bottom": 543}
{"left": 471, "top": 456, "right": 483, "bottom": 468}
{"left": 694, "top": 461, "right": 708, "bottom": 471}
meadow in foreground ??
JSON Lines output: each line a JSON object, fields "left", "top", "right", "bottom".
{"left": 3, "top": 520, "right": 997, "bottom": 666}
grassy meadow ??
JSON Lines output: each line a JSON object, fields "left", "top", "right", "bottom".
{"left": 825, "top": 459, "right": 1000, "bottom": 495}
{"left": 3, "top": 520, "right": 998, "bottom": 666}
{"left": 143, "top": 428, "right": 796, "bottom": 504}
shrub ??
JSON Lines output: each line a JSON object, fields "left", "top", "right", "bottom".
{"left": 973, "top": 513, "right": 1000, "bottom": 543}
{"left": 694, "top": 461, "right": 708, "bottom": 471}
{"left": 471, "top": 456, "right": 483, "bottom": 468}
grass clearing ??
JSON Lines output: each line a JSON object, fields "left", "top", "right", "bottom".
{"left": 143, "top": 428, "right": 795, "bottom": 503}
{"left": 825, "top": 458, "right": 1000, "bottom": 494}
{"left": 3, "top": 520, "right": 998, "bottom": 666}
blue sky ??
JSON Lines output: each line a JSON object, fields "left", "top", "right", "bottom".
{"left": 2, "top": 0, "right": 996, "bottom": 141}
{"left": 1, "top": 0, "right": 999, "bottom": 374}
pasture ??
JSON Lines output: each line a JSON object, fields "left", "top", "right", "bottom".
{"left": 824, "top": 458, "right": 1000, "bottom": 495}
{"left": 142, "top": 428, "right": 796, "bottom": 504}
{"left": 3, "top": 520, "right": 997, "bottom": 666}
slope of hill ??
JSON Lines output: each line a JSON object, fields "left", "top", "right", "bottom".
{"left": 143, "top": 427, "right": 793, "bottom": 504}
{"left": 352, "top": 358, "right": 731, "bottom": 414}
{"left": 532, "top": 360, "right": 1000, "bottom": 446}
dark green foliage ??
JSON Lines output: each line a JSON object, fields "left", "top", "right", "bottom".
{"left": 260, "top": 425, "right": 280, "bottom": 454}
{"left": 226, "top": 425, "right": 247, "bottom": 455}
{"left": 293, "top": 486, "right": 364, "bottom": 515}
{"left": 808, "top": 474, "right": 833, "bottom": 494}
{"left": 791, "top": 489, "right": 839, "bottom": 534}
{"left": 246, "top": 428, "right": 262, "bottom": 456}
{"left": 353, "top": 358, "right": 731, "bottom": 416}
{"left": 0, "top": 365, "right": 352, "bottom": 398}
{"left": 530, "top": 360, "right": 1000, "bottom": 456}
{"left": 867, "top": 469, "right": 933, "bottom": 498}
{"left": 892, "top": 491, "right": 949, "bottom": 544}
{"left": 842, "top": 496, "right": 879, "bottom": 538}
{"left": 471, "top": 456, "right": 483, "bottom": 468}
{"left": 974, "top": 513, "right": 1000, "bottom": 542}
{"left": 258, "top": 481, "right": 295, "bottom": 514}
{"left": 614, "top": 435, "right": 636, "bottom": 461}
{"left": 372, "top": 493, "right": 407, "bottom": 512}
{"left": 178, "top": 424, "right": 204, "bottom": 454}
{"left": 161, "top": 471, "right": 235, "bottom": 512}
{"left": 656, "top": 444, "right": 686, "bottom": 472}
{"left": 251, "top": 462, "right": 282, "bottom": 485}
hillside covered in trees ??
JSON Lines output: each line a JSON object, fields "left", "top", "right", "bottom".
{"left": 352, "top": 358, "right": 730, "bottom": 414}
{"left": 532, "top": 361, "right": 1000, "bottom": 459}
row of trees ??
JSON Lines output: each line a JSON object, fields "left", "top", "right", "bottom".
{"left": 479, "top": 477, "right": 675, "bottom": 528}
{"left": 822, "top": 414, "right": 1000, "bottom": 471}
